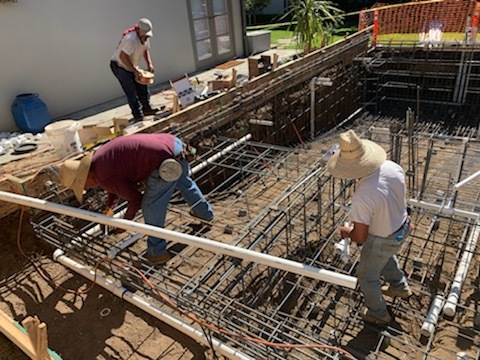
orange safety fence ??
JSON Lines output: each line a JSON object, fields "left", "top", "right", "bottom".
{"left": 359, "top": 0, "right": 479, "bottom": 44}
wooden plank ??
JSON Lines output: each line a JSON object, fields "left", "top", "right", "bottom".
{"left": 0, "top": 310, "right": 37, "bottom": 359}
{"left": 36, "top": 323, "right": 49, "bottom": 360}
{"left": 0, "top": 310, "right": 61, "bottom": 360}
{"left": 142, "top": 30, "right": 370, "bottom": 140}
{"left": 22, "top": 316, "right": 40, "bottom": 355}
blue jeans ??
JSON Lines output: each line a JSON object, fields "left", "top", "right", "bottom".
{"left": 110, "top": 61, "right": 150, "bottom": 119}
{"left": 356, "top": 220, "right": 411, "bottom": 316}
{"left": 141, "top": 137, "right": 213, "bottom": 256}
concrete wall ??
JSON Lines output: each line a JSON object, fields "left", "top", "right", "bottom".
{"left": 0, "top": 0, "right": 244, "bottom": 132}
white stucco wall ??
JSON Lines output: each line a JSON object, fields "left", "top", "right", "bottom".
{"left": 0, "top": 0, "right": 244, "bottom": 132}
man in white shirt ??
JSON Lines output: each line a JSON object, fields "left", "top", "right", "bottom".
{"left": 327, "top": 130, "right": 412, "bottom": 325}
{"left": 110, "top": 18, "right": 160, "bottom": 122}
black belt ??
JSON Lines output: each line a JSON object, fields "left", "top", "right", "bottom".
{"left": 391, "top": 219, "right": 407, "bottom": 236}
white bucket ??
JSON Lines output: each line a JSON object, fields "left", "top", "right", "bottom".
{"left": 44, "top": 120, "right": 83, "bottom": 159}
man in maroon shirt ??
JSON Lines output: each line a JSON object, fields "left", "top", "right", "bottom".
{"left": 60, "top": 133, "right": 213, "bottom": 264}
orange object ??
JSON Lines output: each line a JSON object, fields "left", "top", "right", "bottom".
{"left": 373, "top": 10, "right": 379, "bottom": 46}
{"left": 136, "top": 69, "right": 154, "bottom": 85}
{"left": 471, "top": 2, "right": 480, "bottom": 42}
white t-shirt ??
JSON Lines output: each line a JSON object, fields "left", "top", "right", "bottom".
{"left": 111, "top": 31, "right": 150, "bottom": 71}
{"left": 349, "top": 160, "right": 407, "bottom": 237}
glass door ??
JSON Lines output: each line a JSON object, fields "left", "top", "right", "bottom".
{"left": 189, "top": 0, "right": 234, "bottom": 69}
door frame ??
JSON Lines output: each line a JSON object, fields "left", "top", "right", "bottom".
{"left": 187, "top": 0, "right": 235, "bottom": 70}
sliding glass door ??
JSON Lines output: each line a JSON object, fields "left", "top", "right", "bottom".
{"left": 189, "top": 0, "right": 234, "bottom": 68}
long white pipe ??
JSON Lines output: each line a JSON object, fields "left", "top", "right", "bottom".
{"left": 453, "top": 169, "right": 480, "bottom": 190}
{"left": 53, "top": 250, "right": 253, "bottom": 360}
{"left": 0, "top": 191, "right": 357, "bottom": 289}
{"left": 443, "top": 223, "right": 480, "bottom": 317}
{"left": 408, "top": 199, "right": 480, "bottom": 318}
{"left": 310, "top": 77, "right": 317, "bottom": 139}
{"left": 408, "top": 199, "right": 480, "bottom": 220}
{"left": 191, "top": 134, "right": 252, "bottom": 174}
{"left": 420, "top": 294, "right": 444, "bottom": 337}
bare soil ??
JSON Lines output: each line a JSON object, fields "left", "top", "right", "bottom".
{"left": 0, "top": 210, "right": 213, "bottom": 360}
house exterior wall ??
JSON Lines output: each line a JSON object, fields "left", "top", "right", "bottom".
{"left": 0, "top": 0, "right": 244, "bottom": 132}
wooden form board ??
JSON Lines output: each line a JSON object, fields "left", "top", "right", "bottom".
{"left": 0, "top": 309, "right": 61, "bottom": 360}
{"left": 142, "top": 30, "right": 370, "bottom": 141}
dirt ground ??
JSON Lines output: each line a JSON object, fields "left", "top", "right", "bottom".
{"left": 0, "top": 210, "right": 217, "bottom": 360}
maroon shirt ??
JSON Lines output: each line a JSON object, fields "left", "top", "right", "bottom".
{"left": 91, "top": 133, "right": 176, "bottom": 219}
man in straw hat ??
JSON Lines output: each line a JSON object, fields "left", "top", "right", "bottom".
{"left": 327, "top": 130, "right": 412, "bottom": 325}
{"left": 60, "top": 133, "right": 213, "bottom": 265}
{"left": 110, "top": 18, "right": 162, "bottom": 122}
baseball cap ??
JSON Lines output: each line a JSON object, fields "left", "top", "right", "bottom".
{"left": 138, "top": 18, "right": 153, "bottom": 37}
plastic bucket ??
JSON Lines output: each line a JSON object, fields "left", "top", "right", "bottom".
{"left": 11, "top": 93, "right": 51, "bottom": 133}
{"left": 44, "top": 120, "right": 83, "bottom": 159}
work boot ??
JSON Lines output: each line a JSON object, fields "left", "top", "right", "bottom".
{"left": 143, "top": 105, "right": 165, "bottom": 116}
{"left": 382, "top": 285, "right": 413, "bottom": 299}
{"left": 189, "top": 209, "right": 213, "bottom": 222}
{"left": 362, "top": 309, "right": 392, "bottom": 325}
{"left": 145, "top": 251, "right": 170, "bottom": 265}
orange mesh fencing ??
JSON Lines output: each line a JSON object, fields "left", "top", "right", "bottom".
{"left": 359, "top": 0, "right": 479, "bottom": 43}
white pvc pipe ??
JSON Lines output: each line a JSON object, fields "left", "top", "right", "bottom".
{"left": 420, "top": 294, "right": 444, "bottom": 337}
{"left": 53, "top": 250, "right": 253, "bottom": 360}
{"left": 310, "top": 77, "right": 317, "bottom": 139}
{"left": 453, "top": 170, "right": 480, "bottom": 190}
{"left": 191, "top": 134, "right": 252, "bottom": 174}
{"left": 443, "top": 223, "right": 480, "bottom": 317}
{"left": 408, "top": 199, "right": 480, "bottom": 220}
{"left": 0, "top": 191, "right": 357, "bottom": 289}
{"left": 248, "top": 119, "right": 274, "bottom": 126}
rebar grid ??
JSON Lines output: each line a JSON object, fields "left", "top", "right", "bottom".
{"left": 30, "top": 113, "right": 480, "bottom": 359}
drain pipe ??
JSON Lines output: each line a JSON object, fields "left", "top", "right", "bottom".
{"left": 420, "top": 294, "right": 444, "bottom": 337}
{"left": 443, "top": 223, "right": 480, "bottom": 317}
{"left": 191, "top": 134, "right": 252, "bottom": 174}
{"left": 408, "top": 198, "right": 480, "bottom": 318}
{"left": 0, "top": 191, "right": 357, "bottom": 289}
{"left": 309, "top": 77, "right": 332, "bottom": 139}
{"left": 53, "top": 250, "right": 253, "bottom": 360}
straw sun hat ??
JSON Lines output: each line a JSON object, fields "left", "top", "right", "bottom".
{"left": 327, "top": 130, "right": 386, "bottom": 179}
{"left": 59, "top": 153, "right": 93, "bottom": 204}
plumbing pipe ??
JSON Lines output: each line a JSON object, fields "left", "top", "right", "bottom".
{"left": 309, "top": 77, "right": 333, "bottom": 139}
{"left": 453, "top": 169, "right": 480, "bottom": 191}
{"left": 310, "top": 77, "right": 317, "bottom": 139}
{"left": 191, "top": 134, "right": 252, "bottom": 175}
{"left": 420, "top": 294, "right": 444, "bottom": 337}
{"left": 443, "top": 223, "right": 480, "bottom": 317}
{"left": 248, "top": 119, "right": 274, "bottom": 126}
{"left": 0, "top": 191, "right": 357, "bottom": 289}
{"left": 408, "top": 199, "right": 480, "bottom": 221}
{"left": 53, "top": 250, "right": 253, "bottom": 360}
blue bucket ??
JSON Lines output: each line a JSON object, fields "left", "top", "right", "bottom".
{"left": 11, "top": 93, "right": 51, "bottom": 133}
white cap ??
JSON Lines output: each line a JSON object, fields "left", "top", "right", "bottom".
{"left": 138, "top": 18, "right": 153, "bottom": 37}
